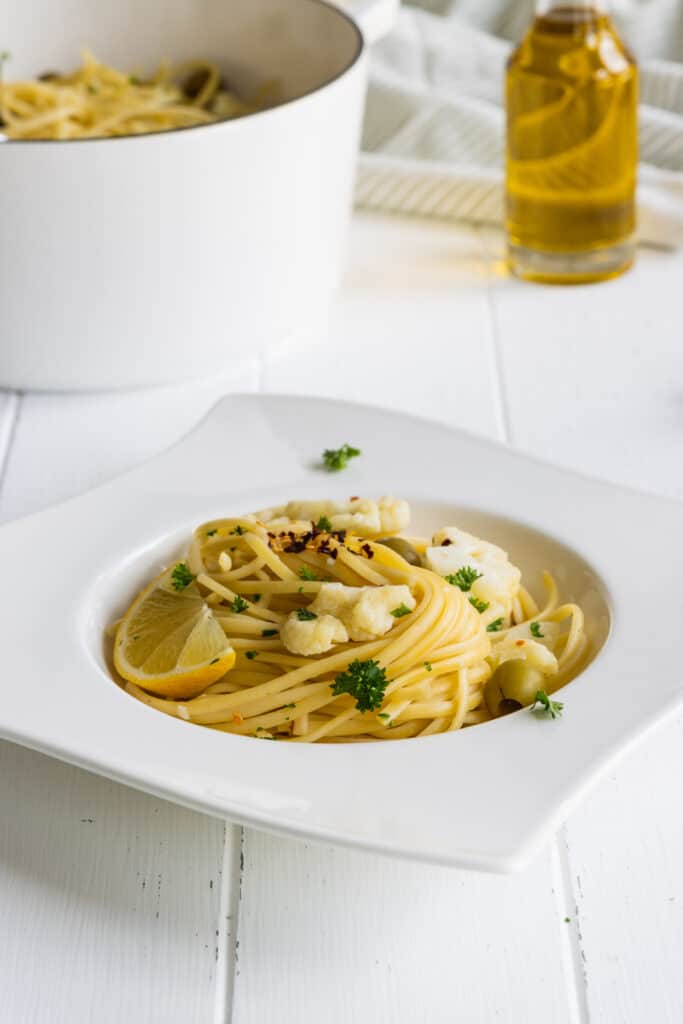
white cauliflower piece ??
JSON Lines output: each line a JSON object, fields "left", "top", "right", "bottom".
{"left": 310, "top": 583, "right": 416, "bottom": 641}
{"left": 424, "top": 526, "right": 521, "bottom": 620}
{"left": 280, "top": 612, "right": 348, "bottom": 656}
{"left": 255, "top": 497, "right": 410, "bottom": 538}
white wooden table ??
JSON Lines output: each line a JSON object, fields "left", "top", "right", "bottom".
{"left": 1, "top": 212, "right": 682, "bottom": 1024}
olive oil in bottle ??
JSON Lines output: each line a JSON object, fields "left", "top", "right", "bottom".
{"left": 505, "top": 2, "right": 638, "bottom": 283}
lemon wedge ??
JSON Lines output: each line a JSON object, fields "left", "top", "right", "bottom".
{"left": 114, "top": 566, "right": 235, "bottom": 699}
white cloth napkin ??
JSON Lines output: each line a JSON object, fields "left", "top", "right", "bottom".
{"left": 357, "top": 1, "right": 683, "bottom": 247}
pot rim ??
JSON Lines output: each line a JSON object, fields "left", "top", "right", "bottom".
{"left": 0, "top": 0, "right": 364, "bottom": 147}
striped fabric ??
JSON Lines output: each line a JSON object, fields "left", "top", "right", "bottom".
{"left": 356, "top": 1, "right": 683, "bottom": 246}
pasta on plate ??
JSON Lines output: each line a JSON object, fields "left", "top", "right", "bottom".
{"left": 0, "top": 51, "right": 269, "bottom": 140}
{"left": 110, "top": 497, "right": 588, "bottom": 743}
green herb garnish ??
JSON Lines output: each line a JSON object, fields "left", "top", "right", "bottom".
{"left": 445, "top": 566, "right": 482, "bottom": 592}
{"left": 170, "top": 562, "right": 195, "bottom": 590}
{"left": 231, "top": 525, "right": 246, "bottom": 535}
{"left": 252, "top": 594, "right": 261, "bottom": 603}
{"left": 531, "top": 690, "right": 564, "bottom": 719}
{"left": 316, "top": 515, "right": 332, "bottom": 531}
{"left": 245, "top": 650, "right": 258, "bottom": 660}
{"left": 206, "top": 529, "right": 218, "bottom": 537}
{"left": 322, "top": 444, "right": 361, "bottom": 472}
{"left": 469, "top": 596, "right": 489, "bottom": 613}
{"left": 530, "top": 622, "right": 544, "bottom": 638}
{"left": 424, "top": 662, "right": 432, "bottom": 672}
{"left": 331, "top": 658, "right": 388, "bottom": 713}
{"left": 296, "top": 607, "right": 318, "bottom": 621}
{"left": 391, "top": 603, "right": 412, "bottom": 618}
{"left": 262, "top": 628, "right": 278, "bottom": 637}
{"left": 299, "top": 566, "right": 318, "bottom": 581}
{"left": 230, "top": 595, "right": 249, "bottom": 613}
{"left": 486, "top": 618, "right": 504, "bottom": 633}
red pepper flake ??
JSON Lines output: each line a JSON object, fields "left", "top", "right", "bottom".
{"left": 515, "top": 640, "right": 525, "bottom": 647}
{"left": 361, "top": 542, "right": 374, "bottom": 559}
{"left": 232, "top": 712, "right": 244, "bottom": 725}
{"left": 441, "top": 538, "right": 453, "bottom": 546}
{"left": 349, "top": 496, "right": 359, "bottom": 502}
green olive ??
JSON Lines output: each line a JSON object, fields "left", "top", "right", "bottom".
{"left": 376, "top": 537, "right": 421, "bottom": 566}
{"left": 485, "top": 659, "right": 546, "bottom": 718}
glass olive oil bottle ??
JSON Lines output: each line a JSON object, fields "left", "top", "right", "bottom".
{"left": 505, "top": 2, "right": 638, "bottom": 283}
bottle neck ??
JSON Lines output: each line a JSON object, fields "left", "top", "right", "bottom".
{"left": 535, "top": 1, "right": 608, "bottom": 12}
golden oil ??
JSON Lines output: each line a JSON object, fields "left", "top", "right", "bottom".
{"left": 505, "top": 3, "right": 638, "bottom": 283}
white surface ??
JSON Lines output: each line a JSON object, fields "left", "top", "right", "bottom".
{"left": 1, "top": 212, "right": 682, "bottom": 1020}
{"left": 1, "top": 0, "right": 369, "bottom": 390}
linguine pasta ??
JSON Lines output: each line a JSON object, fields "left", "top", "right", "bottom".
{"left": 111, "top": 497, "right": 588, "bottom": 743}
{"left": 0, "top": 50, "right": 266, "bottom": 140}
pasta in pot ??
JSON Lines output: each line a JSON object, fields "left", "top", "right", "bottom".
{"left": 0, "top": 51, "right": 269, "bottom": 140}
{"left": 110, "top": 497, "right": 588, "bottom": 742}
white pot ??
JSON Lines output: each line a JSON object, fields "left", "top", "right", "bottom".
{"left": 0, "top": 0, "right": 396, "bottom": 390}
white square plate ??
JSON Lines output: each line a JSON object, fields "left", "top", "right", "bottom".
{"left": 1, "top": 395, "right": 681, "bottom": 872}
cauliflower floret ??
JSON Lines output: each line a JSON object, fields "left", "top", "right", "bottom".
{"left": 255, "top": 497, "right": 411, "bottom": 538}
{"left": 280, "top": 612, "right": 348, "bottom": 656}
{"left": 424, "top": 526, "right": 521, "bottom": 620}
{"left": 310, "top": 583, "right": 416, "bottom": 641}
{"left": 489, "top": 622, "right": 560, "bottom": 676}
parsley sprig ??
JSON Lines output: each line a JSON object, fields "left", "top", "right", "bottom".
{"left": 170, "top": 562, "right": 195, "bottom": 591}
{"left": 296, "top": 607, "right": 318, "bottom": 621}
{"left": 531, "top": 690, "right": 564, "bottom": 719}
{"left": 530, "top": 622, "right": 544, "bottom": 638}
{"left": 446, "top": 566, "right": 483, "bottom": 592}
{"left": 299, "top": 566, "right": 318, "bottom": 581}
{"left": 316, "top": 515, "right": 332, "bottom": 532}
{"left": 230, "top": 595, "right": 249, "bottom": 613}
{"left": 391, "top": 603, "right": 412, "bottom": 618}
{"left": 331, "top": 659, "right": 388, "bottom": 713}
{"left": 322, "top": 444, "right": 361, "bottom": 472}
{"left": 469, "top": 596, "right": 489, "bottom": 614}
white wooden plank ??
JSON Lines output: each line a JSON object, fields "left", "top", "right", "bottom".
{"left": 232, "top": 831, "right": 574, "bottom": 1024}
{"left": 480, "top": 228, "right": 683, "bottom": 499}
{"left": 262, "top": 213, "right": 503, "bottom": 438}
{"left": 0, "top": 361, "right": 259, "bottom": 522}
{"left": 0, "top": 380, "right": 253, "bottom": 1022}
{"left": 561, "top": 710, "right": 683, "bottom": 1024}
{"left": 0, "top": 740, "right": 231, "bottom": 1024}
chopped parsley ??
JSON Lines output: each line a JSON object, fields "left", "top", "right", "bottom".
{"left": 316, "top": 515, "right": 332, "bottom": 531}
{"left": 285, "top": 703, "right": 297, "bottom": 709}
{"left": 531, "top": 690, "right": 564, "bottom": 719}
{"left": 206, "top": 529, "right": 218, "bottom": 537}
{"left": 486, "top": 618, "right": 504, "bottom": 633}
{"left": 252, "top": 593, "right": 261, "bottom": 603}
{"left": 377, "top": 712, "right": 390, "bottom": 721}
{"left": 262, "top": 628, "right": 278, "bottom": 637}
{"left": 424, "top": 662, "right": 432, "bottom": 672}
{"left": 299, "top": 566, "right": 318, "bottom": 581}
{"left": 170, "top": 562, "right": 195, "bottom": 590}
{"left": 296, "top": 607, "right": 318, "bottom": 621}
{"left": 391, "top": 603, "right": 412, "bottom": 618}
{"left": 331, "top": 658, "right": 388, "bottom": 713}
{"left": 231, "top": 525, "right": 246, "bottom": 536}
{"left": 209, "top": 657, "right": 220, "bottom": 665}
{"left": 445, "top": 566, "right": 482, "bottom": 592}
{"left": 530, "top": 621, "right": 544, "bottom": 638}
{"left": 129, "top": 74, "right": 141, "bottom": 85}
{"left": 564, "top": 917, "right": 571, "bottom": 924}
{"left": 469, "top": 596, "right": 489, "bottom": 614}
{"left": 245, "top": 650, "right": 258, "bottom": 660}
{"left": 322, "top": 444, "right": 361, "bottom": 472}
{"left": 230, "top": 595, "right": 249, "bottom": 613}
